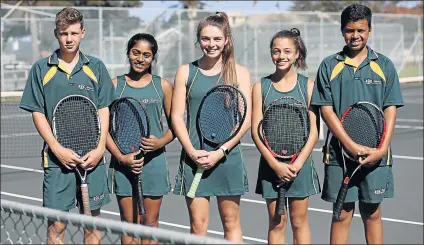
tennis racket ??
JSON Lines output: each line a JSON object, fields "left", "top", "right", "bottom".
{"left": 109, "top": 97, "right": 150, "bottom": 216}
{"left": 332, "top": 101, "right": 386, "bottom": 220}
{"left": 260, "top": 96, "right": 310, "bottom": 216}
{"left": 52, "top": 95, "right": 101, "bottom": 216}
{"left": 186, "top": 85, "right": 247, "bottom": 198}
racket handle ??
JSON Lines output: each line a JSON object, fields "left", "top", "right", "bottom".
{"left": 80, "top": 184, "right": 91, "bottom": 216}
{"left": 187, "top": 168, "right": 204, "bottom": 198}
{"left": 135, "top": 175, "right": 146, "bottom": 215}
{"left": 333, "top": 178, "right": 349, "bottom": 220}
{"left": 276, "top": 186, "right": 287, "bottom": 216}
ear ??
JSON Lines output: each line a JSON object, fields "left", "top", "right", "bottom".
{"left": 224, "top": 36, "right": 229, "bottom": 46}
{"left": 81, "top": 28, "right": 86, "bottom": 39}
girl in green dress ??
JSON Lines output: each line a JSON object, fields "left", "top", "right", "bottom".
{"left": 251, "top": 28, "right": 321, "bottom": 244}
{"left": 106, "top": 33, "right": 174, "bottom": 245}
{"left": 171, "top": 12, "right": 252, "bottom": 242}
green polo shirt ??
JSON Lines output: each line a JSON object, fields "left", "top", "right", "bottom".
{"left": 311, "top": 46, "right": 404, "bottom": 166}
{"left": 20, "top": 49, "right": 115, "bottom": 167}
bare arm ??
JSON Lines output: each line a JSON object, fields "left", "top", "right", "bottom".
{"left": 221, "top": 65, "right": 252, "bottom": 151}
{"left": 250, "top": 82, "right": 296, "bottom": 182}
{"left": 171, "top": 65, "right": 208, "bottom": 162}
{"left": 291, "top": 79, "right": 319, "bottom": 171}
{"left": 358, "top": 106, "right": 396, "bottom": 165}
{"left": 141, "top": 78, "right": 175, "bottom": 151}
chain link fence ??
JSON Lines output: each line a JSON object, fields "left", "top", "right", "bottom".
{"left": 1, "top": 199, "right": 233, "bottom": 244}
{"left": 1, "top": 5, "right": 422, "bottom": 91}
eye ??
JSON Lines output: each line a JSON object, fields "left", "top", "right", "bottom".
{"left": 272, "top": 50, "right": 280, "bottom": 55}
{"left": 144, "top": 54, "right": 151, "bottom": 59}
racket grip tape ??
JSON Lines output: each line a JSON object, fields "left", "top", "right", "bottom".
{"left": 80, "top": 184, "right": 92, "bottom": 216}
{"left": 136, "top": 175, "right": 146, "bottom": 215}
{"left": 276, "top": 186, "right": 287, "bottom": 216}
{"left": 333, "top": 179, "right": 349, "bottom": 220}
{"left": 187, "top": 168, "right": 204, "bottom": 198}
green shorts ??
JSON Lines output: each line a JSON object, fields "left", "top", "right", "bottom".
{"left": 321, "top": 162, "right": 394, "bottom": 204}
{"left": 43, "top": 164, "right": 111, "bottom": 211}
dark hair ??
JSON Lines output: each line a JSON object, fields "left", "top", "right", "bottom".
{"left": 341, "top": 4, "right": 372, "bottom": 31}
{"left": 55, "top": 7, "right": 84, "bottom": 30}
{"left": 126, "top": 33, "right": 158, "bottom": 74}
{"left": 196, "top": 12, "right": 237, "bottom": 86}
{"left": 269, "top": 28, "right": 307, "bottom": 70}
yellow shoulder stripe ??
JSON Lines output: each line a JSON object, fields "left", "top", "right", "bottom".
{"left": 330, "top": 61, "right": 345, "bottom": 81}
{"left": 370, "top": 61, "right": 386, "bottom": 82}
{"left": 42, "top": 66, "right": 58, "bottom": 86}
{"left": 83, "top": 65, "right": 98, "bottom": 83}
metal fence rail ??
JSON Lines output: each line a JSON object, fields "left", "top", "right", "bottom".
{"left": 1, "top": 199, "right": 234, "bottom": 244}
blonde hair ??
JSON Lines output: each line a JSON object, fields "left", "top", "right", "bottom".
{"left": 196, "top": 12, "right": 237, "bottom": 86}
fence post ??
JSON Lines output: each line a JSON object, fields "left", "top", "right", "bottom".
{"left": 99, "top": 8, "right": 103, "bottom": 61}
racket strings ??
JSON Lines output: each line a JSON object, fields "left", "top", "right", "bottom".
{"left": 262, "top": 99, "right": 309, "bottom": 158}
{"left": 198, "top": 88, "right": 246, "bottom": 144}
{"left": 54, "top": 97, "right": 99, "bottom": 157}
{"left": 111, "top": 99, "right": 149, "bottom": 155}
{"left": 343, "top": 104, "right": 384, "bottom": 148}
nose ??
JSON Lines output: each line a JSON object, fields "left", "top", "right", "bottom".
{"left": 66, "top": 34, "right": 72, "bottom": 43}
{"left": 352, "top": 30, "right": 360, "bottom": 39}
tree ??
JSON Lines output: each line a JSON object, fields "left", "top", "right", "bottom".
{"left": 290, "top": 1, "right": 422, "bottom": 14}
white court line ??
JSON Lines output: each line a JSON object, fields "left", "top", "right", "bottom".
{"left": 395, "top": 125, "right": 423, "bottom": 130}
{"left": 1, "top": 165, "right": 423, "bottom": 227}
{"left": 240, "top": 198, "right": 423, "bottom": 226}
{"left": 396, "top": 119, "right": 423, "bottom": 123}
{"left": 239, "top": 143, "right": 424, "bottom": 161}
{"left": 1, "top": 132, "right": 39, "bottom": 138}
{"left": 0, "top": 191, "right": 267, "bottom": 244}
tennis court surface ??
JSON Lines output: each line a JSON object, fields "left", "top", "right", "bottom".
{"left": 1, "top": 83, "right": 423, "bottom": 244}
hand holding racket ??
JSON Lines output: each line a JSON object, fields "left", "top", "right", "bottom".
{"left": 109, "top": 97, "right": 150, "bottom": 216}
{"left": 332, "top": 101, "right": 386, "bottom": 220}
{"left": 52, "top": 95, "right": 101, "bottom": 216}
{"left": 186, "top": 85, "right": 247, "bottom": 199}
{"left": 259, "top": 96, "right": 310, "bottom": 216}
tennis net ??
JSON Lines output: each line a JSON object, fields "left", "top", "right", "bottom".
{"left": 1, "top": 92, "right": 43, "bottom": 158}
{"left": 1, "top": 199, "right": 233, "bottom": 244}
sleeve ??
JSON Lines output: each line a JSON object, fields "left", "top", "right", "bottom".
{"left": 19, "top": 64, "right": 45, "bottom": 114}
{"left": 383, "top": 59, "right": 404, "bottom": 109}
{"left": 310, "top": 61, "right": 333, "bottom": 106}
{"left": 97, "top": 61, "right": 115, "bottom": 109}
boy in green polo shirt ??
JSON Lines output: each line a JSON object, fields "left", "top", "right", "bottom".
{"left": 19, "top": 7, "right": 114, "bottom": 244}
{"left": 311, "top": 4, "right": 404, "bottom": 244}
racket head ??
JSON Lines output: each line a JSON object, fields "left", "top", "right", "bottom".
{"left": 341, "top": 101, "right": 386, "bottom": 160}
{"left": 197, "top": 85, "right": 247, "bottom": 146}
{"left": 109, "top": 97, "right": 150, "bottom": 155}
{"left": 261, "top": 96, "right": 310, "bottom": 160}
{"left": 52, "top": 95, "right": 100, "bottom": 157}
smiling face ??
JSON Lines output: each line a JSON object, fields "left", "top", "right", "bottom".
{"left": 128, "top": 40, "right": 154, "bottom": 73}
{"left": 55, "top": 22, "right": 85, "bottom": 54}
{"left": 270, "top": 37, "right": 299, "bottom": 71}
{"left": 342, "top": 19, "right": 371, "bottom": 52}
{"left": 198, "top": 25, "right": 228, "bottom": 59}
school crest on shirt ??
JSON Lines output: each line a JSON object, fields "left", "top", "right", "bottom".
{"left": 365, "top": 79, "right": 382, "bottom": 85}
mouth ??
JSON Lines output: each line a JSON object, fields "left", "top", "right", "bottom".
{"left": 350, "top": 40, "right": 361, "bottom": 46}
{"left": 206, "top": 49, "right": 218, "bottom": 55}
{"left": 65, "top": 45, "right": 74, "bottom": 49}
{"left": 134, "top": 63, "right": 144, "bottom": 69}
